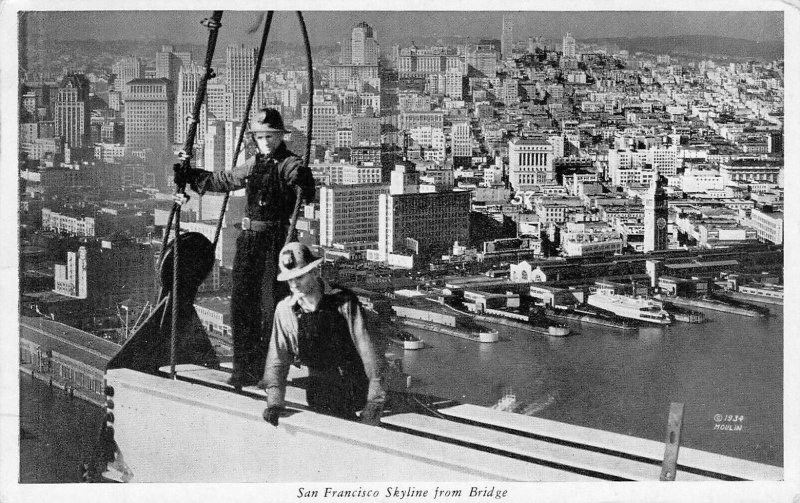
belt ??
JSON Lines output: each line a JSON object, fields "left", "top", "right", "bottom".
{"left": 239, "top": 217, "right": 281, "bottom": 232}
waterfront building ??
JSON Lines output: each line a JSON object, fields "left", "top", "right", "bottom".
{"left": 560, "top": 221, "right": 624, "bottom": 257}
{"left": 319, "top": 183, "right": 389, "bottom": 248}
{"left": 749, "top": 208, "right": 784, "bottom": 245}
{"left": 643, "top": 175, "right": 669, "bottom": 252}
{"left": 508, "top": 137, "right": 555, "bottom": 191}
{"left": 54, "top": 74, "right": 91, "bottom": 150}
{"left": 123, "top": 78, "right": 175, "bottom": 151}
{"left": 20, "top": 317, "right": 120, "bottom": 399}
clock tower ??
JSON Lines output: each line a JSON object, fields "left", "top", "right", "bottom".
{"left": 644, "top": 175, "right": 668, "bottom": 252}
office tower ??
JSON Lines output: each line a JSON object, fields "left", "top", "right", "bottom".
{"left": 350, "top": 22, "right": 379, "bottom": 65}
{"left": 451, "top": 122, "right": 472, "bottom": 166}
{"left": 206, "top": 82, "right": 233, "bottom": 121}
{"left": 378, "top": 186, "right": 471, "bottom": 261}
{"left": 224, "top": 120, "right": 243, "bottom": 168}
{"left": 508, "top": 137, "right": 555, "bottom": 191}
{"left": 156, "top": 45, "right": 181, "bottom": 84}
{"left": 204, "top": 120, "right": 226, "bottom": 172}
{"left": 226, "top": 44, "right": 259, "bottom": 122}
{"left": 319, "top": 184, "right": 389, "bottom": 248}
{"left": 112, "top": 57, "right": 144, "bottom": 90}
{"left": 643, "top": 175, "right": 669, "bottom": 252}
{"left": 54, "top": 73, "right": 90, "bottom": 150}
{"left": 175, "top": 63, "right": 207, "bottom": 146}
{"left": 123, "top": 78, "right": 174, "bottom": 151}
{"left": 501, "top": 14, "right": 513, "bottom": 60}
{"left": 562, "top": 32, "right": 576, "bottom": 58}
{"left": 445, "top": 67, "right": 464, "bottom": 99}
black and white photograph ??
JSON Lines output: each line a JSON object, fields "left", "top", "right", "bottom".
{"left": 1, "top": 1, "right": 796, "bottom": 502}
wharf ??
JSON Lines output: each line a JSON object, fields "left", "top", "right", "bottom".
{"left": 719, "top": 290, "right": 783, "bottom": 306}
{"left": 396, "top": 317, "right": 499, "bottom": 343}
{"left": 19, "top": 365, "right": 105, "bottom": 407}
{"left": 474, "top": 311, "right": 571, "bottom": 337}
{"left": 660, "top": 295, "right": 768, "bottom": 317}
{"left": 545, "top": 306, "right": 638, "bottom": 331}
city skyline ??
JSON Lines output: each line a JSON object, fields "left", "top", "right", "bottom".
{"left": 28, "top": 10, "right": 783, "bottom": 48}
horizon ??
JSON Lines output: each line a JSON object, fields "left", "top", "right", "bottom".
{"left": 28, "top": 11, "right": 783, "bottom": 48}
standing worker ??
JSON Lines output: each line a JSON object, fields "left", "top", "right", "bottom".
{"left": 174, "top": 108, "right": 315, "bottom": 388}
{"left": 262, "top": 242, "right": 387, "bottom": 426}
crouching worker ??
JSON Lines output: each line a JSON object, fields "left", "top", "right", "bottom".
{"left": 261, "top": 243, "right": 387, "bottom": 426}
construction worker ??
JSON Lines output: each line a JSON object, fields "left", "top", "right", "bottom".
{"left": 262, "top": 242, "right": 386, "bottom": 426}
{"left": 174, "top": 108, "right": 315, "bottom": 388}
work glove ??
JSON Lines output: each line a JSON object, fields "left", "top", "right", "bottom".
{"left": 361, "top": 401, "right": 383, "bottom": 426}
{"left": 263, "top": 406, "right": 282, "bottom": 427}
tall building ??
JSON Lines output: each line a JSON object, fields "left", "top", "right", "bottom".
{"left": 319, "top": 183, "right": 389, "bottom": 248}
{"left": 123, "top": 78, "right": 174, "bottom": 151}
{"left": 156, "top": 45, "right": 181, "bottom": 84}
{"left": 206, "top": 82, "right": 233, "bottom": 121}
{"left": 112, "top": 57, "right": 144, "bottom": 90}
{"left": 175, "top": 63, "right": 208, "bottom": 147}
{"left": 226, "top": 45, "right": 259, "bottom": 122}
{"left": 562, "top": 32, "right": 576, "bottom": 58}
{"left": 378, "top": 189, "right": 471, "bottom": 261}
{"left": 54, "top": 74, "right": 91, "bottom": 150}
{"left": 204, "top": 120, "right": 226, "bottom": 172}
{"left": 643, "top": 175, "right": 669, "bottom": 252}
{"left": 508, "top": 137, "right": 555, "bottom": 191}
{"left": 501, "top": 14, "right": 513, "bottom": 60}
{"left": 349, "top": 22, "right": 379, "bottom": 65}
{"left": 451, "top": 122, "right": 472, "bottom": 166}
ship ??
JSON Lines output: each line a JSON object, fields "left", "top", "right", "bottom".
{"left": 544, "top": 305, "right": 639, "bottom": 331}
{"left": 474, "top": 308, "right": 571, "bottom": 337}
{"left": 587, "top": 292, "right": 672, "bottom": 325}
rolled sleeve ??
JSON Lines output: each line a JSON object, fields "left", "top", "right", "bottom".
{"left": 264, "top": 300, "right": 296, "bottom": 408}
{"left": 188, "top": 158, "right": 254, "bottom": 195}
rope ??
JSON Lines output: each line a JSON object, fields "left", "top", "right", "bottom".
{"left": 167, "top": 11, "right": 224, "bottom": 379}
{"left": 284, "top": 11, "right": 314, "bottom": 248}
{"left": 212, "top": 11, "right": 275, "bottom": 249}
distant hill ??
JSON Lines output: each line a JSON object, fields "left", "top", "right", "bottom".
{"left": 584, "top": 35, "right": 782, "bottom": 61}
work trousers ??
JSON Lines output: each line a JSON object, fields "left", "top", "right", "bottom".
{"left": 230, "top": 228, "right": 289, "bottom": 381}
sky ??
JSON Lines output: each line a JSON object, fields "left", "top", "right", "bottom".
{"left": 30, "top": 10, "right": 784, "bottom": 48}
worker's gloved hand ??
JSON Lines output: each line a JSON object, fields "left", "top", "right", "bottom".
{"left": 361, "top": 401, "right": 383, "bottom": 426}
{"left": 263, "top": 406, "right": 282, "bottom": 427}
{"left": 173, "top": 163, "right": 189, "bottom": 187}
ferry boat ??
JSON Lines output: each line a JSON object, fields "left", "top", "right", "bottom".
{"left": 587, "top": 292, "right": 672, "bottom": 325}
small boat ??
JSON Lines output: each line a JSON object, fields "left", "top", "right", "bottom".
{"left": 388, "top": 329, "right": 425, "bottom": 350}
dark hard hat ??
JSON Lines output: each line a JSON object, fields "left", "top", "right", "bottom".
{"left": 250, "top": 107, "right": 288, "bottom": 133}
